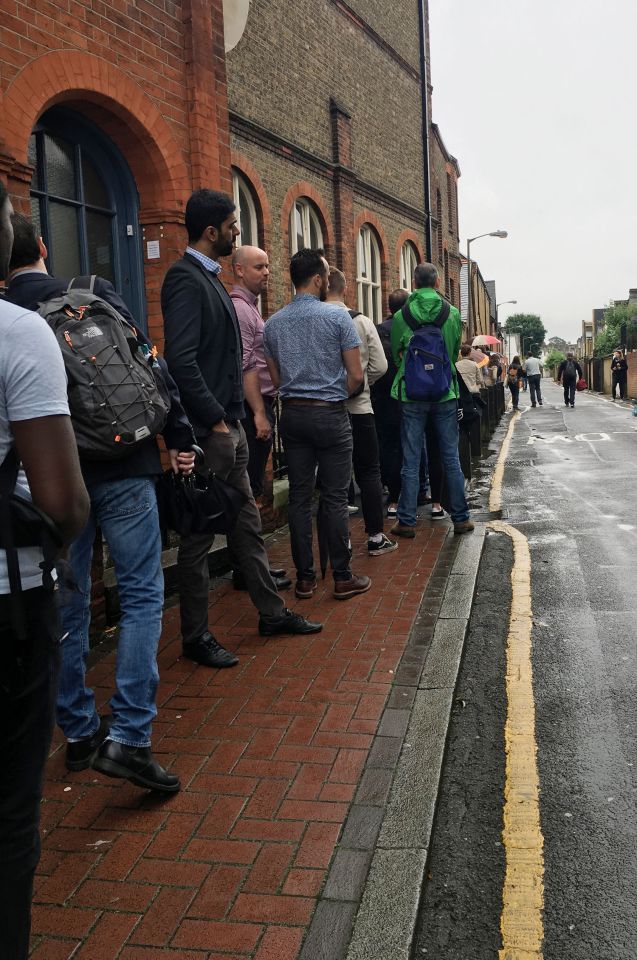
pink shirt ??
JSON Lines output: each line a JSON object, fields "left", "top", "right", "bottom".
{"left": 230, "top": 286, "right": 276, "bottom": 398}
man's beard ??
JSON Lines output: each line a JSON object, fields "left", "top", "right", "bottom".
{"left": 220, "top": 237, "right": 235, "bottom": 257}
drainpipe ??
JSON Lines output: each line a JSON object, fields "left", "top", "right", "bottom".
{"left": 417, "top": 0, "right": 433, "bottom": 262}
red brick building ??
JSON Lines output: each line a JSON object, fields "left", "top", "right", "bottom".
{"left": 0, "top": 0, "right": 461, "bottom": 337}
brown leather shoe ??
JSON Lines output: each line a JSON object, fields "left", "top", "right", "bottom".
{"left": 453, "top": 520, "right": 475, "bottom": 535}
{"left": 295, "top": 578, "right": 317, "bottom": 599}
{"left": 390, "top": 522, "right": 416, "bottom": 539}
{"left": 333, "top": 575, "right": 372, "bottom": 600}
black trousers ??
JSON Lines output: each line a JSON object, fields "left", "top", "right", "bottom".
{"left": 508, "top": 381, "right": 520, "bottom": 408}
{"left": 374, "top": 404, "right": 402, "bottom": 503}
{"left": 528, "top": 375, "right": 542, "bottom": 405}
{"left": 242, "top": 396, "right": 276, "bottom": 499}
{"left": 281, "top": 403, "right": 352, "bottom": 582}
{"left": 425, "top": 420, "right": 444, "bottom": 503}
{"left": 563, "top": 379, "right": 576, "bottom": 405}
{"left": 0, "top": 588, "right": 60, "bottom": 959}
{"left": 351, "top": 413, "right": 384, "bottom": 536}
{"left": 612, "top": 373, "right": 627, "bottom": 400}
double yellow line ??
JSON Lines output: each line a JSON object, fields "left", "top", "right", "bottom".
{"left": 489, "top": 411, "right": 545, "bottom": 959}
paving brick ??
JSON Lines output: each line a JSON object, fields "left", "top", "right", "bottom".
{"left": 242, "top": 843, "right": 294, "bottom": 893}
{"left": 91, "top": 833, "right": 151, "bottom": 882}
{"left": 232, "top": 818, "right": 305, "bottom": 842}
{"left": 172, "top": 919, "right": 263, "bottom": 952}
{"left": 30, "top": 939, "right": 81, "bottom": 958}
{"left": 329, "top": 749, "right": 367, "bottom": 784}
{"left": 129, "top": 858, "right": 210, "bottom": 888}
{"left": 188, "top": 864, "right": 246, "bottom": 919}
{"left": 287, "top": 763, "right": 330, "bottom": 801}
{"left": 278, "top": 799, "right": 348, "bottom": 823}
{"left": 71, "top": 878, "right": 158, "bottom": 912}
{"left": 244, "top": 778, "right": 288, "bottom": 818}
{"left": 295, "top": 823, "right": 341, "bottom": 869}
{"left": 144, "top": 813, "right": 202, "bottom": 859}
{"left": 34, "top": 852, "right": 95, "bottom": 905}
{"left": 31, "top": 904, "right": 98, "bottom": 939}
{"left": 120, "top": 950, "right": 211, "bottom": 960}
{"left": 282, "top": 868, "right": 325, "bottom": 897}
{"left": 230, "top": 892, "right": 314, "bottom": 925}
{"left": 197, "top": 795, "right": 246, "bottom": 838}
{"left": 254, "top": 925, "right": 305, "bottom": 960}
{"left": 73, "top": 910, "right": 141, "bottom": 959}
{"left": 130, "top": 887, "right": 194, "bottom": 946}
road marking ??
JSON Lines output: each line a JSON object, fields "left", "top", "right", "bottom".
{"left": 489, "top": 408, "right": 545, "bottom": 959}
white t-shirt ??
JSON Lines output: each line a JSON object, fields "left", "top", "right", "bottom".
{"left": 0, "top": 299, "right": 69, "bottom": 593}
{"left": 524, "top": 357, "right": 541, "bottom": 376}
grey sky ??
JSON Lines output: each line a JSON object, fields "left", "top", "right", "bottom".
{"left": 429, "top": 0, "right": 636, "bottom": 342}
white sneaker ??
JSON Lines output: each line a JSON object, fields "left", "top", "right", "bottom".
{"left": 431, "top": 507, "right": 447, "bottom": 521}
{"left": 348, "top": 504, "right": 359, "bottom": 515}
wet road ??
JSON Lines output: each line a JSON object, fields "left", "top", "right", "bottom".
{"left": 415, "top": 380, "right": 637, "bottom": 959}
{"left": 504, "top": 380, "right": 637, "bottom": 959}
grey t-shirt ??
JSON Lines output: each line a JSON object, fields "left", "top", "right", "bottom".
{"left": 264, "top": 294, "right": 361, "bottom": 401}
{"left": 524, "top": 357, "right": 541, "bottom": 377}
{"left": 0, "top": 299, "right": 69, "bottom": 593}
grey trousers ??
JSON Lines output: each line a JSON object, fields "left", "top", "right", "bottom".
{"left": 177, "top": 423, "right": 284, "bottom": 643}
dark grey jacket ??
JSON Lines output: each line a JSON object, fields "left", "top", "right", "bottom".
{"left": 161, "top": 253, "right": 244, "bottom": 437}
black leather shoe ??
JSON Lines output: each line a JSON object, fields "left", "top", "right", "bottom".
{"left": 92, "top": 740, "right": 180, "bottom": 794}
{"left": 259, "top": 608, "right": 323, "bottom": 637}
{"left": 65, "top": 715, "right": 112, "bottom": 772}
{"left": 182, "top": 632, "right": 239, "bottom": 668}
{"left": 233, "top": 570, "right": 291, "bottom": 591}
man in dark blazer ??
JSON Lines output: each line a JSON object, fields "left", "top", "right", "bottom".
{"left": 162, "top": 189, "right": 322, "bottom": 667}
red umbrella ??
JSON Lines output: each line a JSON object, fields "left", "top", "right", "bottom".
{"left": 472, "top": 335, "right": 502, "bottom": 347}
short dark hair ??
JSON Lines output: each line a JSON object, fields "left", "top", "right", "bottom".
{"left": 290, "top": 248, "right": 326, "bottom": 288}
{"left": 414, "top": 263, "right": 438, "bottom": 289}
{"left": 460, "top": 344, "right": 472, "bottom": 357}
{"left": 0, "top": 179, "right": 7, "bottom": 212}
{"left": 185, "top": 189, "right": 235, "bottom": 242}
{"left": 328, "top": 267, "right": 346, "bottom": 295}
{"left": 8, "top": 214, "right": 40, "bottom": 271}
{"left": 388, "top": 288, "right": 409, "bottom": 315}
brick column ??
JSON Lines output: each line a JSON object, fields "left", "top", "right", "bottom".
{"left": 330, "top": 99, "right": 357, "bottom": 298}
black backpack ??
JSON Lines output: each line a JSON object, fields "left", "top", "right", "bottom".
{"left": 564, "top": 358, "right": 577, "bottom": 380}
{"left": 38, "top": 277, "right": 169, "bottom": 460}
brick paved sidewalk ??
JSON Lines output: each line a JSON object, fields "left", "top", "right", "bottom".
{"left": 31, "top": 518, "right": 449, "bottom": 959}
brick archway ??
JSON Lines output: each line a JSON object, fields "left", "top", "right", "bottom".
{"left": 395, "top": 229, "right": 425, "bottom": 271}
{"left": 352, "top": 209, "right": 389, "bottom": 316}
{"left": 280, "top": 181, "right": 335, "bottom": 261}
{"left": 1, "top": 51, "right": 189, "bottom": 219}
{"left": 231, "top": 150, "right": 272, "bottom": 250}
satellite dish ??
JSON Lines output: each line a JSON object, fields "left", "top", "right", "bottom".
{"left": 223, "top": 0, "right": 250, "bottom": 53}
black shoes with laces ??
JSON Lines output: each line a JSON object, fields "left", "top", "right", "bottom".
{"left": 258, "top": 609, "right": 323, "bottom": 637}
{"left": 367, "top": 534, "right": 398, "bottom": 557}
{"left": 182, "top": 632, "right": 239, "bottom": 668}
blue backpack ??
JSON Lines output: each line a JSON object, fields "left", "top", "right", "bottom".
{"left": 402, "top": 297, "right": 452, "bottom": 401}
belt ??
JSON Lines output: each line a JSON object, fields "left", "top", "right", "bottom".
{"left": 282, "top": 398, "right": 345, "bottom": 407}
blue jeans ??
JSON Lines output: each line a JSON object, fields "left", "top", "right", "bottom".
{"left": 397, "top": 400, "right": 469, "bottom": 526}
{"left": 57, "top": 477, "right": 163, "bottom": 748}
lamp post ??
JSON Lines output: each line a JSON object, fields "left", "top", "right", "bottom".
{"left": 466, "top": 230, "right": 508, "bottom": 340}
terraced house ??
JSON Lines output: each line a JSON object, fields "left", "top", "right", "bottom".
{"left": 0, "top": 0, "right": 461, "bottom": 342}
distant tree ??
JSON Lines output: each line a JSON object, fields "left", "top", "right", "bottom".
{"left": 548, "top": 336, "right": 569, "bottom": 352}
{"left": 593, "top": 301, "right": 634, "bottom": 357}
{"left": 544, "top": 348, "right": 565, "bottom": 373}
{"left": 505, "top": 313, "right": 547, "bottom": 356}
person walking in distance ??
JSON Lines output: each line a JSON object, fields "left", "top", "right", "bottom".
{"left": 557, "top": 352, "right": 583, "bottom": 408}
{"left": 6, "top": 214, "right": 196, "bottom": 795}
{"left": 326, "top": 268, "right": 397, "bottom": 557}
{"left": 162, "top": 190, "right": 321, "bottom": 663}
{"left": 264, "top": 249, "right": 371, "bottom": 599}
{"left": 523, "top": 351, "right": 543, "bottom": 407}
{"left": 611, "top": 349, "right": 628, "bottom": 401}
{"left": 507, "top": 355, "right": 524, "bottom": 411}
{"left": 229, "top": 245, "right": 290, "bottom": 591}
{"left": 0, "top": 181, "right": 90, "bottom": 959}
{"left": 390, "top": 263, "right": 473, "bottom": 537}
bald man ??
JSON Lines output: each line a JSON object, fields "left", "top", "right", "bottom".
{"left": 230, "top": 245, "right": 277, "bottom": 497}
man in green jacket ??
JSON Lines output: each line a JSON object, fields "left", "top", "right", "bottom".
{"left": 389, "top": 262, "right": 473, "bottom": 536}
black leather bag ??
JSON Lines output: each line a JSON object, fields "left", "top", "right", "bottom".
{"left": 158, "top": 466, "right": 246, "bottom": 537}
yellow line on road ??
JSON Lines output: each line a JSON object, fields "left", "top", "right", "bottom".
{"left": 488, "top": 408, "right": 545, "bottom": 959}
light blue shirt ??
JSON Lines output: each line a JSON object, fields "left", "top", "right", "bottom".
{"left": 264, "top": 294, "right": 362, "bottom": 402}
{"left": 185, "top": 246, "right": 222, "bottom": 275}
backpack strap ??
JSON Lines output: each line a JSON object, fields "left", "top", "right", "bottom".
{"left": 402, "top": 296, "right": 451, "bottom": 332}
{"left": 0, "top": 447, "right": 28, "bottom": 642}
{"left": 68, "top": 275, "right": 97, "bottom": 294}
{"left": 348, "top": 309, "right": 362, "bottom": 320}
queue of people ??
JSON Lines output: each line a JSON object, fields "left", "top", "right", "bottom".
{"left": 0, "top": 181, "right": 479, "bottom": 954}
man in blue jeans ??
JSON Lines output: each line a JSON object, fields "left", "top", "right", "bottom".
{"left": 5, "top": 215, "right": 195, "bottom": 794}
{"left": 389, "top": 263, "right": 473, "bottom": 537}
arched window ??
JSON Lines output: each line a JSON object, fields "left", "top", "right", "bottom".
{"left": 399, "top": 241, "right": 418, "bottom": 292}
{"left": 289, "top": 198, "right": 323, "bottom": 255}
{"left": 357, "top": 225, "right": 382, "bottom": 324}
{"left": 444, "top": 249, "right": 450, "bottom": 299}
{"left": 232, "top": 169, "right": 259, "bottom": 248}
{"left": 28, "top": 106, "right": 144, "bottom": 325}
{"left": 447, "top": 172, "right": 455, "bottom": 234}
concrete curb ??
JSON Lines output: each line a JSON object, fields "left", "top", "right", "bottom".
{"left": 298, "top": 523, "right": 487, "bottom": 960}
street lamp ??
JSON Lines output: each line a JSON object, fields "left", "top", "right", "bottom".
{"left": 466, "top": 230, "right": 508, "bottom": 339}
